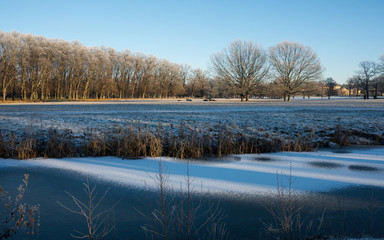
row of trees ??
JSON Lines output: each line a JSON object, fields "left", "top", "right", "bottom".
{"left": 344, "top": 57, "right": 384, "bottom": 99}
{"left": 0, "top": 31, "right": 212, "bottom": 101}
{"left": 1, "top": 31, "right": 382, "bottom": 102}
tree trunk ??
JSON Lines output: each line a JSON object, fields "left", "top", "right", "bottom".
{"left": 83, "top": 79, "right": 90, "bottom": 99}
{"left": 68, "top": 83, "right": 73, "bottom": 100}
{"left": 2, "top": 72, "right": 8, "bottom": 101}
{"left": 131, "top": 84, "right": 135, "bottom": 98}
{"left": 41, "top": 79, "right": 45, "bottom": 101}
{"left": 57, "top": 82, "right": 61, "bottom": 100}
{"left": 2, "top": 87, "right": 6, "bottom": 101}
{"left": 20, "top": 70, "right": 25, "bottom": 100}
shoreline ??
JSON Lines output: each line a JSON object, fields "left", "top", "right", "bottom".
{"left": 1, "top": 97, "right": 384, "bottom": 106}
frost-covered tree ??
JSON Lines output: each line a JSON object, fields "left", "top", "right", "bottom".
{"left": 211, "top": 40, "right": 269, "bottom": 101}
{"left": 0, "top": 31, "right": 194, "bottom": 101}
{"left": 179, "top": 64, "right": 191, "bottom": 91}
{"left": 0, "top": 31, "right": 19, "bottom": 101}
{"left": 153, "top": 60, "right": 184, "bottom": 98}
{"left": 0, "top": 31, "right": 334, "bottom": 102}
{"left": 187, "top": 68, "right": 209, "bottom": 97}
{"left": 269, "top": 41, "right": 323, "bottom": 101}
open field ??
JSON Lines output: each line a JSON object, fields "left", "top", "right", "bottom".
{"left": 1, "top": 98, "right": 383, "bottom": 154}
{"left": 1, "top": 98, "right": 384, "bottom": 239}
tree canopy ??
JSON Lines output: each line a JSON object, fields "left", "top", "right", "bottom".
{"left": 211, "top": 40, "right": 269, "bottom": 101}
{"left": 269, "top": 41, "right": 323, "bottom": 101}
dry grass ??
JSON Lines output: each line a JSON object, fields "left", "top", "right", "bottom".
{"left": 0, "top": 123, "right": 318, "bottom": 160}
{"left": 16, "top": 136, "right": 37, "bottom": 160}
{"left": 332, "top": 124, "right": 350, "bottom": 146}
{"left": 139, "top": 160, "right": 230, "bottom": 240}
{"left": 57, "top": 178, "right": 118, "bottom": 240}
{"left": 44, "top": 129, "right": 76, "bottom": 158}
{"left": 0, "top": 174, "right": 40, "bottom": 239}
{"left": 264, "top": 168, "right": 326, "bottom": 240}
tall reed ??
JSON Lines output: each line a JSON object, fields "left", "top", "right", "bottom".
{"left": 0, "top": 123, "right": 318, "bottom": 160}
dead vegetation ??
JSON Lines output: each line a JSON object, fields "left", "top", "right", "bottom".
{"left": 138, "top": 160, "right": 230, "bottom": 240}
{"left": 57, "top": 178, "right": 118, "bottom": 240}
{"left": 0, "top": 121, "right": 381, "bottom": 160}
{"left": 0, "top": 124, "right": 319, "bottom": 160}
{"left": 263, "top": 169, "right": 328, "bottom": 240}
{"left": 0, "top": 174, "right": 40, "bottom": 239}
{"left": 332, "top": 124, "right": 350, "bottom": 146}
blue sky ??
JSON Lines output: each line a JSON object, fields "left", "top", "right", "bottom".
{"left": 1, "top": 0, "right": 383, "bottom": 83}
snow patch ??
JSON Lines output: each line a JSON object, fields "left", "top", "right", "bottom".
{"left": 1, "top": 147, "right": 383, "bottom": 196}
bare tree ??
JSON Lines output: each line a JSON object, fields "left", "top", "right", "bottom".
{"left": 357, "top": 61, "right": 377, "bottom": 99}
{"left": 0, "top": 31, "right": 19, "bottom": 101}
{"left": 352, "top": 75, "right": 363, "bottom": 96}
{"left": 379, "top": 55, "right": 384, "bottom": 72}
{"left": 139, "top": 56, "right": 157, "bottom": 98}
{"left": 165, "top": 63, "right": 184, "bottom": 98}
{"left": 345, "top": 77, "right": 354, "bottom": 96}
{"left": 371, "top": 75, "right": 384, "bottom": 99}
{"left": 196, "top": 69, "right": 210, "bottom": 98}
{"left": 211, "top": 40, "right": 269, "bottom": 101}
{"left": 179, "top": 64, "right": 191, "bottom": 92}
{"left": 269, "top": 41, "right": 323, "bottom": 101}
{"left": 300, "top": 80, "right": 321, "bottom": 99}
{"left": 376, "top": 75, "right": 384, "bottom": 96}
{"left": 325, "top": 77, "right": 336, "bottom": 99}
{"left": 2, "top": 31, "right": 334, "bottom": 102}
{"left": 188, "top": 68, "right": 209, "bottom": 98}
{"left": 0, "top": 31, "right": 192, "bottom": 101}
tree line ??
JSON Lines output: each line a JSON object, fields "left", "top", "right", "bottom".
{"left": 345, "top": 58, "right": 384, "bottom": 99}
{"left": 1, "top": 31, "right": 383, "bottom": 101}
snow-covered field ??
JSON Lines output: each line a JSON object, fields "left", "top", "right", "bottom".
{"left": 1, "top": 147, "right": 383, "bottom": 196}
{"left": 0, "top": 98, "right": 383, "bottom": 146}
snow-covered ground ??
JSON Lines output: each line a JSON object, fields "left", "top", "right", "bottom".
{"left": 0, "top": 99, "right": 383, "bottom": 194}
{"left": 1, "top": 147, "right": 383, "bottom": 197}
{"left": 0, "top": 98, "right": 383, "bottom": 146}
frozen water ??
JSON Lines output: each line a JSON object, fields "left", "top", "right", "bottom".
{"left": 1, "top": 146, "right": 383, "bottom": 196}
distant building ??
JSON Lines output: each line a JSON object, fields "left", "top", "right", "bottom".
{"left": 332, "top": 84, "right": 361, "bottom": 96}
